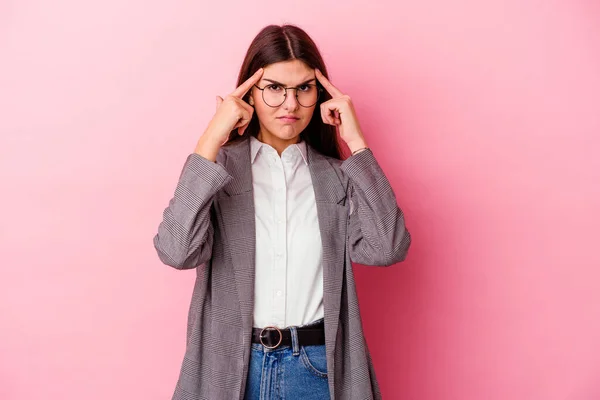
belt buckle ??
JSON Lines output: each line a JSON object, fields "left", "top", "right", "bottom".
{"left": 259, "top": 326, "right": 282, "bottom": 349}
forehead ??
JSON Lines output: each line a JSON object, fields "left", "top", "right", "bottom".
{"left": 261, "top": 60, "right": 314, "bottom": 84}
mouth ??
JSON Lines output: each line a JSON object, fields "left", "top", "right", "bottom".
{"left": 277, "top": 116, "right": 300, "bottom": 123}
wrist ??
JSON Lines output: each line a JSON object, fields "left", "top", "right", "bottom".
{"left": 195, "top": 134, "right": 222, "bottom": 162}
{"left": 351, "top": 147, "right": 369, "bottom": 156}
{"left": 347, "top": 139, "right": 368, "bottom": 154}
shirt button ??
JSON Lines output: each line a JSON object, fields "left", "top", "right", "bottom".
{"left": 276, "top": 290, "right": 282, "bottom": 296}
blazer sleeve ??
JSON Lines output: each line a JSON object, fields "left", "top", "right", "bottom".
{"left": 153, "top": 152, "right": 233, "bottom": 270}
{"left": 340, "top": 148, "right": 411, "bottom": 266}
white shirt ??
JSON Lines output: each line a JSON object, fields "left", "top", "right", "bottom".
{"left": 250, "top": 135, "right": 324, "bottom": 329}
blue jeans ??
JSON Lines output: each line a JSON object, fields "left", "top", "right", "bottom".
{"left": 244, "top": 320, "right": 330, "bottom": 399}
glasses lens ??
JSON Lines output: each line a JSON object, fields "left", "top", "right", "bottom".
{"left": 297, "top": 85, "right": 319, "bottom": 107}
{"left": 263, "top": 85, "right": 285, "bottom": 107}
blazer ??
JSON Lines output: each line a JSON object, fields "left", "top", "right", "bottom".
{"left": 153, "top": 136, "right": 412, "bottom": 399}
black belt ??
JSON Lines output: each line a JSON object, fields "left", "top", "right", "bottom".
{"left": 251, "top": 320, "right": 325, "bottom": 349}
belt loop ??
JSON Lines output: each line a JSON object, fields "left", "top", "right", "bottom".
{"left": 290, "top": 326, "right": 300, "bottom": 356}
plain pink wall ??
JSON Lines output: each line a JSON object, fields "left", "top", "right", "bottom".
{"left": 1, "top": 0, "right": 599, "bottom": 399}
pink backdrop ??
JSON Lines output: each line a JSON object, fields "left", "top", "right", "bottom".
{"left": 1, "top": 0, "right": 599, "bottom": 399}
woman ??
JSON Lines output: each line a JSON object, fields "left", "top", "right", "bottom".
{"left": 153, "top": 24, "right": 411, "bottom": 400}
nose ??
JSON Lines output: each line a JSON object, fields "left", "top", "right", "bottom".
{"left": 282, "top": 88, "right": 299, "bottom": 110}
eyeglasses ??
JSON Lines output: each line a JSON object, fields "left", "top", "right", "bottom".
{"left": 253, "top": 83, "right": 322, "bottom": 108}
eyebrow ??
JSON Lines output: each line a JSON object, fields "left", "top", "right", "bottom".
{"left": 262, "top": 77, "right": 316, "bottom": 86}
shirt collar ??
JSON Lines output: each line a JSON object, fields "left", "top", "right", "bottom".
{"left": 250, "top": 134, "right": 308, "bottom": 165}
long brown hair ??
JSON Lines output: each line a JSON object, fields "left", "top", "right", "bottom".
{"left": 223, "top": 24, "right": 344, "bottom": 160}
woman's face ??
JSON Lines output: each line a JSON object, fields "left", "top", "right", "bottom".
{"left": 249, "top": 60, "right": 317, "bottom": 144}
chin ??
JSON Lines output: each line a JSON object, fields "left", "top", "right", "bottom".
{"left": 258, "top": 121, "right": 309, "bottom": 142}
{"left": 279, "top": 129, "right": 300, "bottom": 138}
{"left": 281, "top": 125, "right": 309, "bottom": 138}
{"left": 266, "top": 126, "right": 296, "bottom": 140}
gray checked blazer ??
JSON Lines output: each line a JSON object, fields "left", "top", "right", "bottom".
{"left": 153, "top": 136, "right": 411, "bottom": 399}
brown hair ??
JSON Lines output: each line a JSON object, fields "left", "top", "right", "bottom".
{"left": 223, "top": 24, "right": 344, "bottom": 160}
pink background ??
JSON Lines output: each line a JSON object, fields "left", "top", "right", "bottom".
{"left": 1, "top": 0, "right": 599, "bottom": 399}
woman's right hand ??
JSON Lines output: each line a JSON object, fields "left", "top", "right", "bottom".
{"left": 198, "top": 68, "right": 264, "bottom": 148}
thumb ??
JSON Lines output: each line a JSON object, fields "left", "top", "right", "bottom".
{"left": 216, "top": 96, "right": 224, "bottom": 109}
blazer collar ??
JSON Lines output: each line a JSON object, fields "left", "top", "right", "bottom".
{"left": 222, "top": 136, "right": 346, "bottom": 204}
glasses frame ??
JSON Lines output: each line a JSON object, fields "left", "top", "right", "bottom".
{"left": 253, "top": 83, "right": 323, "bottom": 108}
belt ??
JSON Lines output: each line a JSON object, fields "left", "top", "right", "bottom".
{"left": 251, "top": 320, "right": 325, "bottom": 349}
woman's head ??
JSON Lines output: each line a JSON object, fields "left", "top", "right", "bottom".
{"left": 224, "top": 24, "right": 343, "bottom": 160}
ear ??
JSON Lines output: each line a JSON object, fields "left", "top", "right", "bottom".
{"left": 248, "top": 96, "right": 255, "bottom": 106}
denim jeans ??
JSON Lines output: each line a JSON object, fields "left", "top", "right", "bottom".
{"left": 244, "top": 319, "right": 330, "bottom": 399}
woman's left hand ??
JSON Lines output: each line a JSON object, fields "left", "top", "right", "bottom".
{"left": 315, "top": 69, "right": 368, "bottom": 153}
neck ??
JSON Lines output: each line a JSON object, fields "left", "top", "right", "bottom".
{"left": 257, "top": 130, "right": 301, "bottom": 156}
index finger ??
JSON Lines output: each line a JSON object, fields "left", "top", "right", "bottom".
{"left": 231, "top": 68, "right": 264, "bottom": 98}
{"left": 315, "top": 69, "right": 343, "bottom": 98}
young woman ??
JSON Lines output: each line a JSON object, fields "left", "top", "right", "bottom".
{"left": 153, "top": 24, "right": 411, "bottom": 400}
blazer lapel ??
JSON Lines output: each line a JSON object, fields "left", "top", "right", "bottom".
{"left": 306, "top": 145, "right": 348, "bottom": 373}
{"left": 218, "top": 139, "right": 256, "bottom": 334}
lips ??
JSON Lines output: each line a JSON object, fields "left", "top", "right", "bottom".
{"left": 278, "top": 116, "right": 299, "bottom": 123}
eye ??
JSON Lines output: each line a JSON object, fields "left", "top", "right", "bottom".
{"left": 267, "top": 84, "right": 282, "bottom": 92}
{"left": 298, "top": 84, "right": 311, "bottom": 92}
